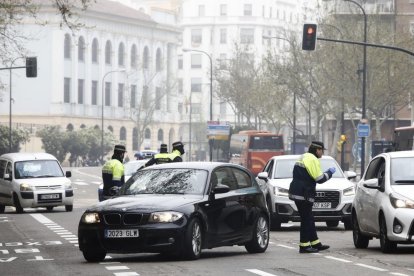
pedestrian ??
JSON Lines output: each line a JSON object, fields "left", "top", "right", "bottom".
{"left": 288, "top": 141, "right": 336, "bottom": 253}
{"left": 139, "top": 141, "right": 185, "bottom": 170}
{"left": 101, "top": 144, "right": 126, "bottom": 201}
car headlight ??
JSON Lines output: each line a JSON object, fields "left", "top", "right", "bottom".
{"left": 20, "top": 183, "right": 33, "bottom": 192}
{"left": 343, "top": 186, "right": 355, "bottom": 196}
{"left": 390, "top": 193, "right": 414, "bottom": 209}
{"left": 148, "top": 211, "right": 184, "bottom": 223}
{"left": 64, "top": 182, "right": 72, "bottom": 189}
{"left": 274, "top": 187, "right": 289, "bottom": 197}
{"left": 81, "top": 212, "right": 101, "bottom": 224}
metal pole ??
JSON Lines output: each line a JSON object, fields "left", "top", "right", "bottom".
{"left": 344, "top": 0, "right": 367, "bottom": 176}
{"left": 189, "top": 92, "right": 192, "bottom": 161}
{"left": 209, "top": 53, "right": 213, "bottom": 162}
{"left": 292, "top": 92, "right": 296, "bottom": 154}
{"left": 9, "top": 68, "right": 12, "bottom": 152}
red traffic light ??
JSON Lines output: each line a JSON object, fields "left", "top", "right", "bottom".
{"left": 302, "top": 24, "right": 317, "bottom": 51}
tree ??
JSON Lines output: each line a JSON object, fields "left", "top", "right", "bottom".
{"left": 37, "top": 126, "right": 67, "bottom": 162}
{"left": 0, "top": 125, "right": 29, "bottom": 155}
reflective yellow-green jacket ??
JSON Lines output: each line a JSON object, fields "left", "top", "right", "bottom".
{"left": 102, "top": 159, "right": 124, "bottom": 196}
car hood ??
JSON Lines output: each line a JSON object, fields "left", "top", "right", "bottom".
{"left": 88, "top": 194, "right": 204, "bottom": 212}
{"left": 267, "top": 177, "right": 354, "bottom": 190}
{"left": 13, "top": 177, "right": 70, "bottom": 187}
{"left": 391, "top": 185, "right": 414, "bottom": 200}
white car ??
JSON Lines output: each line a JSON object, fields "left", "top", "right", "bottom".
{"left": 352, "top": 151, "right": 414, "bottom": 253}
{"left": 0, "top": 152, "right": 73, "bottom": 213}
{"left": 257, "top": 155, "right": 357, "bottom": 230}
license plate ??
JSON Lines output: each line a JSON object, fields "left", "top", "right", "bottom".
{"left": 105, "top": 229, "right": 139, "bottom": 238}
{"left": 313, "top": 202, "right": 331, "bottom": 208}
{"left": 40, "top": 193, "right": 60, "bottom": 200}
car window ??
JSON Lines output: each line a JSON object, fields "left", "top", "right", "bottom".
{"left": 390, "top": 157, "right": 414, "bottom": 185}
{"left": 264, "top": 160, "right": 273, "bottom": 175}
{"left": 5, "top": 162, "right": 12, "bottom": 177}
{"left": 274, "top": 160, "right": 296, "bottom": 178}
{"left": 14, "top": 160, "right": 64, "bottom": 179}
{"left": 214, "top": 168, "right": 238, "bottom": 191}
{"left": 0, "top": 160, "right": 6, "bottom": 178}
{"left": 232, "top": 168, "right": 252, "bottom": 188}
{"left": 364, "top": 158, "right": 381, "bottom": 180}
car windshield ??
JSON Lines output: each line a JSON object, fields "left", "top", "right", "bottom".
{"left": 273, "top": 158, "right": 343, "bottom": 179}
{"left": 120, "top": 168, "right": 208, "bottom": 195}
{"left": 390, "top": 157, "right": 414, "bottom": 185}
{"left": 14, "top": 160, "right": 64, "bottom": 179}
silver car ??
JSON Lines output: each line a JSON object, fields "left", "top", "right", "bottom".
{"left": 352, "top": 151, "right": 414, "bottom": 253}
{"left": 257, "top": 155, "right": 357, "bottom": 230}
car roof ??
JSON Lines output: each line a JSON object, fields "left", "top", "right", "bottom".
{"left": 0, "top": 152, "right": 58, "bottom": 162}
{"left": 379, "top": 150, "right": 414, "bottom": 158}
{"left": 141, "top": 161, "right": 247, "bottom": 173}
{"left": 268, "top": 154, "right": 334, "bottom": 161}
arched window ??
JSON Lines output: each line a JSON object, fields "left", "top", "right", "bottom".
{"left": 143, "top": 46, "right": 149, "bottom": 70}
{"left": 118, "top": 42, "right": 125, "bottom": 66}
{"left": 144, "top": 128, "right": 151, "bottom": 139}
{"left": 108, "top": 126, "right": 114, "bottom": 133}
{"left": 105, "top": 40, "right": 112, "bottom": 65}
{"left": 78, "top": 36, "right": 85, "bottom": 62}
{"left": 80, "top": 124, "right": 86, "bottom": 129}
{"left": 133, "top": 128, "right": 138, "bottom": 151}
{"left": 66, "top": 123, "right": 74, "bottom": 131}
{"left": 94, "top": 125, "right": 100, "bottom": 130}
{"left": 64, "top": 34, "right": 71, "bottom": 59}
{"left": 92, "top": 38, "right": 99, "bottom": 63}
{"left": 157, "top": 129, "right": 164, "bottom": 141}
{"left": 120, "top": 126, "right": 126, "bottom": 141}
{"left": 130, "top": 44, "right": 137, "bottom": 68}
{"left": 155, "top": 48, "right": 162, "bottom": 72}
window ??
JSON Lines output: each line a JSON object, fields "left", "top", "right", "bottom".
{"left": 191, "top": 78, "right": 202, "bottom": 92}
{"left": 178, "top": 79, "right": 183, "bottom": 94}
{"left": 130, "top": 44, "right": 137, "bottom": 68}
{"left": 0, "top": 160, "right": 6, "bottom": 178}
{"left": 158, "top": 129, "right": 164, "bottom": 141}
{"left": 191, "top": 54, "right": 202, "bottom": 68}
{"left": 192, "top": 103, "right": 201, "bottom": 114}
{"left": 198, "top": 5, "right": 205, "bottom": 16}
{"left": 233, "top": 168, "right": 252, "bottom": 188}
{"left": 78, "top": 79, "right": 84, "bottom": 104}
{"left": 240, "top": 28, "right": 254, "bottom": 44}
{"left": 244, "top": 4, "right": 252, "bottom": 16}
{"left": 191, "top": 29, "right": 202, "bottom": 44}
{"left": 118, "top": 42, "right": 125, "bottom": 66}
{"left": 133, "top": 128, "right": 138, "bottom": 151}
{"left": 120, "top": 127, "right": 126, "bottom": 141}
{"left": 92, "top": 38, "right": 99, "bottom": 63}
{"left": 178, "top": 102, "right": 183, "bottom": 114}
{"left": 219, "top": 53, "right": 227, "bottom": 69}
{"left": 145, "top": 128, "right": 151, "bottom": 139}
{"left": 91, "top": 80, "right": 98, "bottom": 105}
{"left": 220, "top": 28, "right": 227, "bottom": 44}
{"left": 105, "top": 81, "right": 111, "bottom": 106}
{"left": 220, "top": 4, "right": 227, "bottom": 16}
{"left": 156, "top": 48, "right": 162, "bottom": 72}
{"left": 178, "top": 55, "right": 183, "bottom": 69}
{"left": 142, "top": 85, "right": 149, "bottom": 108}
{"left": 64, "top": 78, "right": 71, "bottom": 103}
{"left": 78, "top": 36, "right": 85, "bottom": 62}
{"left": 64, "top": 34, "right": 71, "bottom": 59}
{"left": 143, "top": 46, "right": 149, "bottom": 69}
{"left": 130, "top": 85, "right": 136, "bottom": 108}
{"left": 105, "top": 40, "right": 112, "bottom": 65}
{"left": 155, "top": 87, "right": 161, "bottom": 110}
{"left": 118, "top": 83, "right": 124, "bottom": 107}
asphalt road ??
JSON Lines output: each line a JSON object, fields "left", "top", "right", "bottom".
{"left": 0, "top": 167, "right": 413, "bottom": 276}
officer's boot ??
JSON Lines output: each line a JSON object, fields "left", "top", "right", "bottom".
{"left": 299, "top": 246, "right": 319, "bottom": 253}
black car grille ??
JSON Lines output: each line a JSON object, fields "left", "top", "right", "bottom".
{"left": 314, "top": 191, "right": 340, "bottom": 208}
{"left": 103, "top": 213, "right": 143, "bottom": 226}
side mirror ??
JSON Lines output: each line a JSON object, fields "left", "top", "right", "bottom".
{"left": 362, "top": 178, "right": 380, "bottom": 190}
{"left": 66, "top": 171, "right": 72, "bottom": 178}
{"left": 344, "top": 171, "right": 357, "bottom": 180}
{"left": 213, "top": 184, "right": 230, "bottom": 194}
{"left": 4, "top": 173, "right": 12, "bottom": 181}
{"left": 257, "top": 171, "right": 269, "bottom": 182}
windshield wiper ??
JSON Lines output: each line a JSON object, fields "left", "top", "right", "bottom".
{"left": 33, "top": 175, "right": 58, "bottom": 178}
{"left": 394, "top": 180, "right": 414, "bottom": 184}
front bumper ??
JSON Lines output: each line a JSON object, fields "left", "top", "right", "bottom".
{"left": 18, "top": 189, "right": 74, "bottom": 208}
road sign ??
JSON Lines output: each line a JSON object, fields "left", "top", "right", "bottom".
{"left": 357, "top": 124, "right": 370, "bottom": 137}
{"left": 207, "top": 121, "right": 230, "bottom": 140}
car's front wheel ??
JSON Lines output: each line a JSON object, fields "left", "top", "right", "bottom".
{"left": 182, "top": 218, "right": 202, "bottom": 260}
{"left": 82, "top": 249, "right": 106, "bottom": 262}
{"left": 65, "top": 205, "right": 73, "bottom": 212}
{"left": 343, "top": 219, "right": 353, "bottom": 230}
{"left": 0, "top": 204, "right": 5, "bottom": 213}
{"left": 245, "top": 214, "right": 269, "bottom": 253}
{"left": 13, "top": 193, "right": 23, "bottom": 214}
{"left": 46, "top": 206, "right": 54, "bottom": 211}
{"left": 352, "top": 213, "right": 369, "bottom": 248}
{"left": 379, "top": 214, "right": 397, "bottom": 253}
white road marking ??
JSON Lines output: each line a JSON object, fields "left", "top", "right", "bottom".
{"left": 390, "top": 273, "right": 410, "bottom": 276}
{"left": 30, "top": 214, "right": 53, "bottom": 224}
{"left": 324, "top": 256, "right": 352, "bottom": 263}
{"left": 355, "top": 263, "right": 388, "bottom": 271}
{"left": 276, "top": 244, "right": 295, "bottom": 250}
{"left": 106, "top": 266, "right": 130, "bottom": 270}
{"left": 113, "top": 273, "right": 139, "bottom": 276}
{"left": 246, "top": 269, "right": 277, "bottom": 276}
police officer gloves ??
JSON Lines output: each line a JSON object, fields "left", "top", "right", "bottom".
{"left": 327, "top": 167, "right": 336, "bottom": 174}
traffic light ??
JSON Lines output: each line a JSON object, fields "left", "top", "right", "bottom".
{"left": 302, "top": 24, "right": 317, "bottom": 51}
{"left": 26, "top": 57, "right": 37, "bottom": 78}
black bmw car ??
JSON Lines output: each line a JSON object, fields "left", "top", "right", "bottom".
{"left": 78, "top": 162, "right": 269, "bottom": 262}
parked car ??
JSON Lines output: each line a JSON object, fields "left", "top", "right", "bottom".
{"left": 98, "top": 159, "right": 147, "bottom": 201}
{"left": 257, "top": 155, "right": 357, "bottom": 230}
{"left": 79, "top": 162, "right": 269, "bottom": 262}
{"left": 352, "top": 151, "right": 414, "bottom": 253}
{"left": 134, "top": 150, "right": 158, "bottom": 160}
{"left": 0, "top": 152, "right": 73, "bottom": 213}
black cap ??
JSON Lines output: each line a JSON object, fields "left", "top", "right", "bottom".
{"left": 160, "top": 144, "right": 168, "bottom": 153}
{"left": 172, "top": 141, "right": 184, "bottom": 148}
{"left": 114, "top": 144, "right": 126, "bottom": 152}
{"left": 310, "top": 141, "right": 326, "bottom": 150}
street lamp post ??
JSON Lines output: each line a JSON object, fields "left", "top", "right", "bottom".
{"left": 8, "top": 57, "right": 24, "bottom": 153}
{"left": 262, "top": 36, "right": 297, "bottom": 153}
{"left": 101, "top": 70, "right": 125, "bottom": 163}
{"left": 343, "top": 0, "right": 367, "bottom": 176}
{"left": 182, "top": 48, "right": 213, "bottom": 161}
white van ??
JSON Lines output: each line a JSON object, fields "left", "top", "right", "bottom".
{"left": 0, "top": 152, "right": 74, "bottom": 213}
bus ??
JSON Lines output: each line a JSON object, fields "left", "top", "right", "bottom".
{"left": 393, "top": 126, "right": 414, "bottom": 151}
{"left": 229, "top": 130, "right": 284, "bottom": 175}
